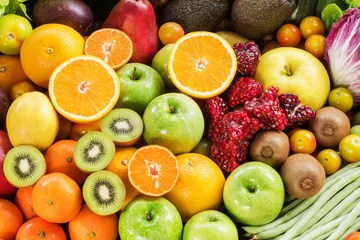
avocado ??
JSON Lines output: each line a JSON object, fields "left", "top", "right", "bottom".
{"left": 231, "top": 0, "right": 296, "bottom": 40}
{"left": 156, "top": 0, "right": 231, "bottom": 33}
{"left": 32, "top": 0, "right": 94, "bottom": 36}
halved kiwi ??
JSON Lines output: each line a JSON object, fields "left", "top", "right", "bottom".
{"left": 74, "top": 131, "right": 115, "bottom": 173}
{"left": 82, "top": 170, "right": 126, "bottom": 216}
{"left": 3, "top": 145, "right": 46, "bottom": 187}
{"left": 100, "top": 108, "right": 144, "bottom": 147}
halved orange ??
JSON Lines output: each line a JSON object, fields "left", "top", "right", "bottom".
{"left": 128, "top": 145, "right": 179, "bottom": 197}
{"left": 168, "top": 31, "right": 238, "bottom": 99}
{"left": 48, "top": 55, "right": 120, "bottom": 123}
{"left": 84, "top": 28, "right": 133, "bottom": 70}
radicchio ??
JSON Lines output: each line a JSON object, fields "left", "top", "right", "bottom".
{"left": 324, "top": 7, "right": 360, "bottom": 104}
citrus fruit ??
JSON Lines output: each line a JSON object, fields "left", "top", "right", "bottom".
{"left": 105, "top": 147, "right": 140, "bottom": 210}
{"left": 48, "top": 55, "right": 120, "bottom": 123}
{"left": 55, "top": 113, "right": 75, "bottom": 140}
{"left": 0, "top": 14, "right": 33, "bottom": 55}
{"left": 128, "top": 145, "right": 179, "bottom": 197}
{"left": 158, "top": 22, "right": 184, "bottom": 45}
{"left": 0, "top": 199, "right": 23, "bottom": 240}
{"left": 9, "top": 80, "right": 36, "bottom": 101}
{"left": 69, "top": 204, "right": 118, "bottom": 240}
{"left": 0, "top": 55, "right": 29, "bottom": 94}
{"left": 32, "top": 172, "right": 83, "bottom": 224}
{"left": 84, "top": 28, "right": 133, "bottom": 70}
{"left": 168, "top": 31, "right": 237, "bottom": 99}
{"left": 20, "top": 23, "right": 84, "bottom": 89}
{"left": 6, "top": 91, "right": 59, "bottom": 151}
{"left": 69, "top": 119, "right": 102, "bottom": 140}
{"left": 44, "top": 139, "right": 89, "bottom": 185}
{"left": 15, "top": 217, "right": 66, "bottom": 240}
{"left": 164, "top": 153, "right": 225, "bottom": 222}
{"left": 14, "top": 186, "right": 37, "bottom": 221}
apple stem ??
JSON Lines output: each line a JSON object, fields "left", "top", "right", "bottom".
{"left": 250, "top": 186, "right": 255, "bottom": 192}
{"left": 169, "top": 106, "right": 175, "bottom": 113}
{"left": 208, "top": 216, "right": 218, "bottom": 222}
{"left": 132, "top": 67, "right": 138, "bottom": 80}
{"left": 146, "top": 212, "right": 152, "bottom": 221}
{"left": 284, "top": 65, "right": 292, "bottom": 76}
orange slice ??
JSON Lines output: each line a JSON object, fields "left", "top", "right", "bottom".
{"left": 168, "top": 31, "right": 238, "bottom": 99}
{"left": 84, "top": 28, "right": 133, "bottom": 70}
{"left": 48, "top": 55, "right": 120, "bottom": 123}
{"left": 128, "top": 145, "right": 179, "bottom": 197}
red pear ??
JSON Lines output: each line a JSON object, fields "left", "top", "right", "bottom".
{"left": 102, "top": 0, "right": 160, "bottom": 64}
{"left": 0, "top": 130, "right": 16, "bottom": 199}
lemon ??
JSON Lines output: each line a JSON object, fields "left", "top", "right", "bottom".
{"left": 6, "top": 91, "right": 59, "bottom": 151}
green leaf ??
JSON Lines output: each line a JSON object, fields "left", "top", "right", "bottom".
{"left": 322, "top": 3, "right": 344, "bottom": 32}
{"left": 0, "top": 6, "right": 6, "bottom": 17}
{"left": 18, "top": 0, "right": 29, "bottom": 2}
{"left": 16, "top": 3, "right": 31, "bottom": 20}
{"left": 0, "top": 0, "right": 9, "bottom": 7}
{"left": 346, "top": 0, "right": 360, "bottom": 7}
{"left": 6, "top": 0, "right": 19, "bottom": 14}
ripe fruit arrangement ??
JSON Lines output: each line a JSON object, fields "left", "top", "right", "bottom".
{"left": 1, "top": 0, "right": 360, "bottom": 239}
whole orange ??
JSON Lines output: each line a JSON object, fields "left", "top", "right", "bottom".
{"left": 0, "top": 55, "right": 29, "bottom": 94}
{"left": 164, "top": 153, "right": 225, "bottom": 222}
{"left": 0, "top": 199, "right": 23, "bottom": 239}
{"left": 20, "top": 23, "right": 84, "bottom": 89}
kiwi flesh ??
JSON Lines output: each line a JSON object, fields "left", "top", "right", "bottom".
{"left": 250, "top": 130, "right": 290, "bottom": 169}
{"left": 280, "top": 153, "right": 326, "bottom": 199}
{"left": 100, "top": 108, "right": 143, "bottom": 147}
{"left": 82, "top": 170, "right": 125, "bottom": 216}
{"left": 3, "top": 145, "right": 46, "bottom": 187}
{"left": 308, "top": 106, "right": 350, "bottom": 148}
{"left": 74, "top": 131, "right": 115, "bottom": 173}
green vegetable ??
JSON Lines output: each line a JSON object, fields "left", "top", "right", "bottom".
{"left": 286, "top": 0, "right": 317, "bottom": 25}
{"left": 316, "top": 0, "right": 350, "bottom": 17}
{"left": 0, "top": 0, "right": 31, "bottom": 20}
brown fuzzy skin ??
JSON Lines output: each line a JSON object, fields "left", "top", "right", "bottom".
{"left": 308, "top": 106, "right": 350, "bottom": 149}
{"left": 280, "top": 153, "right": 326, "bottom": 199}
{"left": 250, "top": 130, "right": 290, "bottom": 169}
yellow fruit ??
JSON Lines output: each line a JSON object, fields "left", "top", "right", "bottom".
{"left": 216, "top": 31, "right": 249, "bottom": 46}
{"left": 164, "top": 153, "right": 225, "bottom": 222}
{"left": 6, "top": 91, "right": 59, "bottom": 151}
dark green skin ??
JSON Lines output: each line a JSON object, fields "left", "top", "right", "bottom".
{"left": 32, "top": 0, "right": 94, "bottom": 36}
{"left": 156, "top": 0, "right": 231, "bottom": 33}
{"left": 231, "top": 0, "right": 296, "bottom": 39}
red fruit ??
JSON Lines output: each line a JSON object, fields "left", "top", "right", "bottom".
{"left": 244, "top": 86, "right": 288, "bottom": 130}
{"left": 226, "top": 77, "right": 263, "bottom": 107}
{"left": 0, "top": 88, "right": 10, "bottom": 125}
{"left": 232, "top": 41, "right": 260, "bottom": 77}
{"left": 102, "top": 0, "right": 160, "bottom": 64}
{"left": 0, "top": 130, "right": 16, "bottom": 199}
{"left": 204, "top": 96, "right": 229, "bottom": 141}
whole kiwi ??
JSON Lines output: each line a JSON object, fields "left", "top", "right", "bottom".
{"left": 308, "top": 106, "right": 350, "bottom": 148}
{"left": 280, "top": 153, "right": 326, "bottom": 199}
{"left": 250, "top": 130, "right": 290, "bottom": 169}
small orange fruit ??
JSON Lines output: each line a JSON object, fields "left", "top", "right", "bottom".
{"left": 48, "top": 55, "right": 120, "bottom": 123}
{"left": 15, "top": 216, "right": 66, "bottom": 240}
{"left": 20, "top": 23, "right": 84, "bottom": 89}
{"left": 128, "top": 145, "right": 179, "bottom": 197}
{"left": 0, "top": 55, "right": 29, "bottom": 94}
{"left": 69, "top": 118, "right": 102, "bottom": 140}
{"left": 32, "top": 173, "right": 83, "bottom": 224}
{"left": 55, "top": 113, "right": 75, "bottom": 140}
{"left": 69, "top": 204, "right": 118, "bottom": 240}
{"left": 14, "top": 186, "right": 37, "bottom": 221}
{"left": 84, "top": 28, "right": 133, "bottom": 70}
{"left": 0, "top": 199, "right": 23, "bottom": 240}
{"left": 164, "top": 153, "right": 225, "bottom": 222}
{"left": 168, "top": 31, "right": 237, "bottom": 99}
{"left": 44, "top": 139, "right": 89, "bottom": 185}
{"left": 106, "top": 147, "right": 140, "bottom": 210}
{"left": 9, "top": 80, "right": 36, "bottom": 101}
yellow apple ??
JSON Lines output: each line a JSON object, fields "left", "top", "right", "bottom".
{"left": 254, "top": 47, "right": 330, "bottom": 111}
{"left": 216, "top": 31, "right": 249, "bottom": 46}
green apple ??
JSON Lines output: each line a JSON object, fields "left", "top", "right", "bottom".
{"left": 142, "top": 92, "right": 204, "bottom": 155}
{"left": 119, "top": 196, "right": 183, "bottom": 240}
{"left": 254, "top": 47, "right": 330, "bottom": 111}
{"left": 151, "top": 44, "right": 176, "bottom": 89}
{"left": 115, "top": 63, "right": 165, "bottom": 114}
{"left": 223, "top": 161, "right": 285, "bottom": 226}
{"left": 183, "top": 210, "right": 239, "bottom": 240}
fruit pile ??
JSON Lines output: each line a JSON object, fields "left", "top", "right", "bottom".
{"left": 1, "top": 0, "right": 360, "bottom": 239}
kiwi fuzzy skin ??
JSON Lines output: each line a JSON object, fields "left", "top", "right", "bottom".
{"left": 308, "top": 106, "right": 350, "bottom": 148}
{"left": 280, "top": 153, "right": 326, "bottom": 199}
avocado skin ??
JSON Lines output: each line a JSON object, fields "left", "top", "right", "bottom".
{"left": 231, "top": 0, "right": 296, "bottom": 40}
{"left": 32, "top": 0, "right": 94, "bottom": 36}
{"left": 156, "top": 0, "right": 231, "bottom": 33}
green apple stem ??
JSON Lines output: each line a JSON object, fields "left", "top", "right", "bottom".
{"left": 169, "top": 106, "right": 175, "bottom": 113}
{"left": 132, "top": 67, "right": 138, "bottom": 80}
{"left": 284, "top": 65, "right": 292, "bottom": 76}
{"left": 249, "top": 186, "right": 255, "bottom": 192}
{"left": 146, "top": 211, "right": 152, "bottom": 221}
{"left": 207, "top": 216, "right": 218, "bottom": 222}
